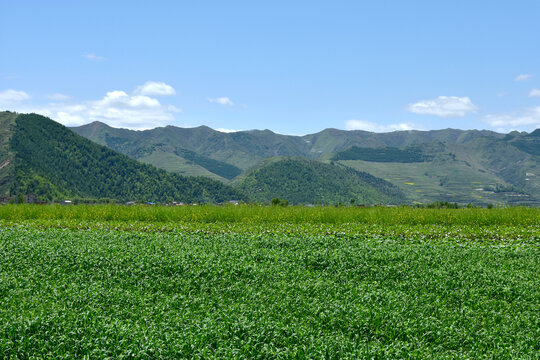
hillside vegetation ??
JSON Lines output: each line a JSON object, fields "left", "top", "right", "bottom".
{"left": 338, "top": 139, "right": 540, "bottom": 206}
{"left": 72, "top": 120, "right": 539, "bottom": 206}
{"left": 0, "top": 112, "right": 17, "bottom": 197}
{"left": 234, "top": 157, "right": 406, "bottom": 205}
{"left": 7, "top": 113, "right": 246, "bottom": 203}
{"left": 331, "top": 145, "right": 433, "bottom": 162}
{"left": 72, "top": 122, "right": 311, "bottom": 172}
{"left": 72, "top": 122, "right": 510, "bottom": 176}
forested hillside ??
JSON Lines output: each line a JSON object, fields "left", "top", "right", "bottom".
{"left": 234, "top": 157, "right": 406, "bottom": 205}
{"left": 0, "top": 112, "right": 17, "bottom": 197}
{"left": 331, "top": 145, "right": 432, "bottom": 162}
{"left": 5, "top": 111, "right": 538, "bottom": 206}
{"left": 7, "top": 113, "right": 246, "bottom": 203}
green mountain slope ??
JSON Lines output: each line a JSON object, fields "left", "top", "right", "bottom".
{"left": 71, "top": 121, "right": 539, "bottom": 206}
{"left": 72, "top": 121, "right": 243, "bottom": 180}
{"left": 336, "top": 139, "right": 540, "bottom": 206}
{"left": 330, "top": 143, "right": 442, "bottom": 163}
{"left": 72, "top": 122, "right": 511, "bottom": 176}
{"left": 233, "top": 157, "right": 406, "bottom": 205}
{"left": 0, "top": 112, "right": 18, "bottom": 197}
{"left": 4, "top": 113, "right": 246, "bottom": 203}
{"left": 460, "top": 136, "right": 540, "bottom": 198}
{"left": 302, "top": 128, "right": 505, "bottom": 154}
{"left": 72, "top": 121, "right": 310, "bottom": 173}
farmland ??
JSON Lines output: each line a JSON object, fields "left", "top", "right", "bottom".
{"left": 0, "top": 205, "right": 538, "bottom": 358}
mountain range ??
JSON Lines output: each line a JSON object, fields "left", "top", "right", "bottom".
{"left": 72, "top": 120, "right": 540, "bottom": 206}
{"left": 1, "top": 111, "right": 538, "bottom": 206}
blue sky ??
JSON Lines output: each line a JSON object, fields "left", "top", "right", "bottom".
{"left": 1, "top": 1, "right": 540, "bottom": 134}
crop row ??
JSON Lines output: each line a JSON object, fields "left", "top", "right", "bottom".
{"left": 1, "top": 219, "right": 538, "bottom": 245}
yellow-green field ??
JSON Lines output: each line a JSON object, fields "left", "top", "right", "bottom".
{"left": 0, "top": 204, "right": 538, "bottom": 225}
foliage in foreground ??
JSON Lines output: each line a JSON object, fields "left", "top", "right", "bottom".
{"left": 0, "top": 206, "right": 538, "bottom": 357}
{"left": 0, "top": 227, "right": 538, "bottom": 358}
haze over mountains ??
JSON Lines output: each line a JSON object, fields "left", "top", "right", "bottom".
{"left": 1, "top": 111, "right": 538, "bottom": 206}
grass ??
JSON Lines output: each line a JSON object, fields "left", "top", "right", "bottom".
{"left": 0, "top": 204, "right": 538, "bottom": 226}
{"left": 0, "top": 205, "right": 538, "bottom": 358}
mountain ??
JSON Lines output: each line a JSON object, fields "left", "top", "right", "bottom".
{"left": 72, "top": 122, "right": 510, "bottom": 177}
{"left": 72, "top": 121, "right": 540, "bottom": 206}
{"left": 0, "top": 112, "right": 246, "bottom": 203}
{"left": 233, "top": 157, "right": 406, "bottom": 205}
{"left": 72, "top": 121, "right": 311, "bottom": 173}
{"left": 333, "top": 139, "right": 540, "bottom": 206}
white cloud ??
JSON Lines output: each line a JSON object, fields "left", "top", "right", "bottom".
{"left": 3, "top": 83, "right": 182, "bottom": 129}
{"left": 484, "top": 107, "right": 540, "bottom": 131}
{"left": 407, "top": 96, "right": 476, "bottom": 118}
{"left": 345, "top": 120, "right": 420, "bottom": 132}
{"left": 209, "top": 97, "right": 234, "bottom": 106}
{"left": 45, "top": 93, "right": 72, "bottom": 101}
{"left": 0, "top": 89, "right": 30, "bottom": 106}
{"left": 83, "top": 53, "right": 105, "bottom": 61}
{"left": 216, "top": 128, "right": 241, "bottom": 133}
{"left": 95, "top": 91, "right": 161, "bottom": 108}
{"left": 135, "top": 81, "right": 176, "bottom": 96}
{"left": 515, "top": 74, "right": 533, "bottom": 82}
{"left": 529, "top": 89, "right": 540, "bottom": 98}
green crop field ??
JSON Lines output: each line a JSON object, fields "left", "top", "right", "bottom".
{"left": 0, "top": 205, "right": 538, "bottom": 358}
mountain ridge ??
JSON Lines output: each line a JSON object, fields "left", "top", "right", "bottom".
{"left": 71, "top": 120, "right": 539, "bottom": 206}
{"left": 72, "top": 121, "right": 516, "bottom": 171}
{"left": 0, "top": 112, "right": 247, "bottom": 203}
{"left": 3, "top": 112, "right": 537, "bottom": 206}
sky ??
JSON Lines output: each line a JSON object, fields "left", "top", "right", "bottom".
{"left": 1, "top": 0, "right": 540, "bottom": 134}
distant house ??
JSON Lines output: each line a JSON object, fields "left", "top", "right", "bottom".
{"left": 60, "top": 200, "right": 72, "bottom": 205}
